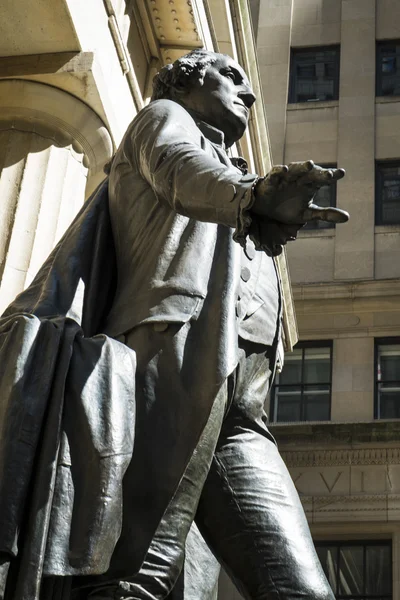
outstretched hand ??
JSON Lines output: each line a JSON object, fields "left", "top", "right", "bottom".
{"left": 252, "top": 161, "right": 349, "bottom": 225}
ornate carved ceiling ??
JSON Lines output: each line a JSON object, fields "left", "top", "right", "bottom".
{"left": 138, "top": 0, "right": 205, "bottom": 65}
{"left": 148, "top": 0, "right": 200, "bottom": 47}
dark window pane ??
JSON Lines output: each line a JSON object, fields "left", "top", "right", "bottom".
{"left": 381, "top": 356, "right": 400, "bottom": 381}
{"left": 272, "top": 342, "right": 332, "bottom": 423}
{"left": 297, "top": 64, "right": 316, "bottom": 78}
{"left": 290, "top": 47, "right": 340, "bottom": 103}
{"left": 315, "top": 542, "right": 392, "bottom": 600}
{"left": 315, "top": 185, "right": 334, "bottom": 208}
{"left": 382, "top": 176, "right": 400, "bottom": 223}
{"left": 304, "top": 347, "right": 331, "bottom": 384}
{"left": 377, "top": 41, "right": 400, "bottom": 96}
{"left": 316, "top": 546, "right": 338, "bottom": 593}
{"left": 382, "top": 201, "right": 400, "bottom": 224}
{"left": 378, "top": 387, "right": 400, "bottom": 418}
{"left": 275, "top": 387, "right": 301, "bottom": 422}
{"left": 378, "top": 345, "right": 400, "bottom": 381}
{"left": 338, "top": 546, "right": 364, "bottom": 595}
{"left": 325, "top": 61, "right": 336, "bottom": 77}
{"left": 303, "top": 389, "right": 331, "bottom": 421}
{"left": 376, "top": 164, "right": 400, "bottom": 225}
{"left": 377, "top": 343, "right": 400, "bottom": 418}
{"left": 277, "top": 348, "right": 303, "bottom": 384}
{"left": 382, "top": 56, "right": 396, "bottom": 74}
{"left": 366, "top": 545, "right": 392, "bottom": 596}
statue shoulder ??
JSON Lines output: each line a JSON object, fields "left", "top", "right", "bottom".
{"left": 123, "top": 99, "right": 201, "bottom": 157}
{"left": 133, "top": 99, "right": 196, "bottom": 129}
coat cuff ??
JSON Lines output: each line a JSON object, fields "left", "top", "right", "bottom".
{"left": 232, "top": 174, "right": 259, "bottom": 248}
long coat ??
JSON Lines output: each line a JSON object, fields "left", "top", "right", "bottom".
{"left": 0, "top": 99, "right": 279, "bottom": 597}
{"left": 101, "top": 99, "right": 279, "bottom": 577}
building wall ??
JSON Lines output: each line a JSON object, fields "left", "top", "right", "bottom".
{"left": 253, "top": 2, "right": 400, "bottom": 600}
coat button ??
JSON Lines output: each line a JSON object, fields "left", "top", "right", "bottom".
{"left": 241, "top": 266, "right": 251, "bottom": 282}
{"left": 244, "top": 243, "right": 256, "bottom": 260}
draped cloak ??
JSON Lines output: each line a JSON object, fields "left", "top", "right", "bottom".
{"left": 0, "top": 181, "right": 137, "bottom": 599}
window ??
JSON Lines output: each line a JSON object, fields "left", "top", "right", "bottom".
{"left": 376, "top": 161, "right": 400, "bottom": 225}
{"left": 289, "top": 46, "right": 340, "bottom": 103}
{"left": 271, "top": 342, "right": 332, "bottom": 422}
{"left": 304, "top": 164, "right": 337, "bottom": 230}
{"left": 376, "top": 41, "right": 400, "bottom": 96}
{"left": 315, "top": 541, "right": 392, "bottom": 600}
{"left": 375, "top": 339, "right": 400, "bottom": 419}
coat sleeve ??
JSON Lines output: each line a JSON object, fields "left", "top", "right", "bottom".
{"left": 124, "top": 99, "right": 258, "bottom": 241}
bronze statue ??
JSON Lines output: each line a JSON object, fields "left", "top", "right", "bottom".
{"left": 0, "top": 50, "right": 348, "bottom": 600}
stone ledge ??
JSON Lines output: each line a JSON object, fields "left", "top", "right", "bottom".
{"left": 269, "top": 420, "right": 400, "bottom": 446}
{"left": 376, "top": 95, "right": 400, "bottom": 104}
{"left": 375, "top": 224, "right": 400, "bottom": 234}
{"left": 287, "top": 100, "right": 339, "bottom": 111}
{"left": 298, "top": 228, "right": 336, "bottom": 239}
{"left": 0, "top": 51, "right": 92, "bottom": 77}
{"left": 292, "top": 278, "right": 400, "bottom": 301}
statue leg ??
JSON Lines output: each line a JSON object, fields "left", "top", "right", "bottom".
{"left": 72, "top": 385, "right": 226, "bottom": 600}
{"left": 193, "top": 343, "right": 334, "bottom": 600}
{"left": 166, "top": 523, "right": 220, "bottom": 600}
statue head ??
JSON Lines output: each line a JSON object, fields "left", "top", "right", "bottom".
{"left": 152, "top": 50, "right": 256, "bottom": 147}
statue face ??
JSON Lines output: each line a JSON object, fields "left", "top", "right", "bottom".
{"left": 181, "top": 55, "right": 256, "bottom": 147}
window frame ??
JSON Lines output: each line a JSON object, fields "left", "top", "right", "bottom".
{"left": 271, "top": 340, "right": 333, "bottom": 423}
{"left": 288, "top": 45, "right": 341, "bottom": 104}
{"left": 314, "top": 539, "right": 392, "bottom": 600}
{"left": 375, "top": 160, "right": 400, "bottom": 226}
{"left": 376, "top": 40, "right": 400, "bottom": 97}
{"left": 374, "top": 337, "right": 400, "bottom": 419}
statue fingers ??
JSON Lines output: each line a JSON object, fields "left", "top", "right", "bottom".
{"left": 290, "top": 165, "right": 345, "bottom": 187}
{"left": 265, "top": 165, "right": 289, "bottom": 186}
{"left": 296, "top": 167, "right": 337, "bottom": 188}
{"left": 283, "top": 160, "right": 315, "bottom": 182}
{"left": 332, "top": 167, "right": 345, "bottom": 181}
{"left": 302, "top": 204, "right": 350, "bottom": 223}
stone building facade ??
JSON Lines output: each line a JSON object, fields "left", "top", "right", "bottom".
{"left": 230, "top": 1, "right": 400, "bottom": 599}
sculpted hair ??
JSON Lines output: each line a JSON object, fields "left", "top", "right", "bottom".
{"left": 151, "top": 50, "right": 219, "bottom": 101}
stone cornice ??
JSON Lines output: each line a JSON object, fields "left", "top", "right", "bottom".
{"left": 270, "top": 420, "right": 400, "bottom": 447}
{"left": 280, "top": 447, "right": 400, "bottom": 468}
{"left": 293, "top": 278, "right": 400, "bottom": 303}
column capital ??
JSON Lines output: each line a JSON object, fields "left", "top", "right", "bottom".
{"left": 0, "top": 78, "right": 113, "bottom": 176}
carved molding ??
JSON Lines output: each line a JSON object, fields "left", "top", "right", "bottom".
{"left": 293, "top": 278, "right": 400, "bottom": 303}
{"left": 301, "top": 494, "right": 400, "bottom": 503}
{"left": 281, "top": 448, "right": 400, "bottom": 467}
{"left": 0, "top": 79, "right": 113, "bottom": 174}
{"left": 302, "top": 494, "right": 400, "bottom": 515}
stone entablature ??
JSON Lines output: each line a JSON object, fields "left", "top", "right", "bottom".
{"left": 282, "top": 448, "right": 400, "bottom": 468}
{"left": 272, "top": 422, "right": 400, "bottom": 522}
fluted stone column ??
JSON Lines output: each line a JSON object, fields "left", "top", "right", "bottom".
{"left": 0, "top": 80, "right": 113, "bottom": 313}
